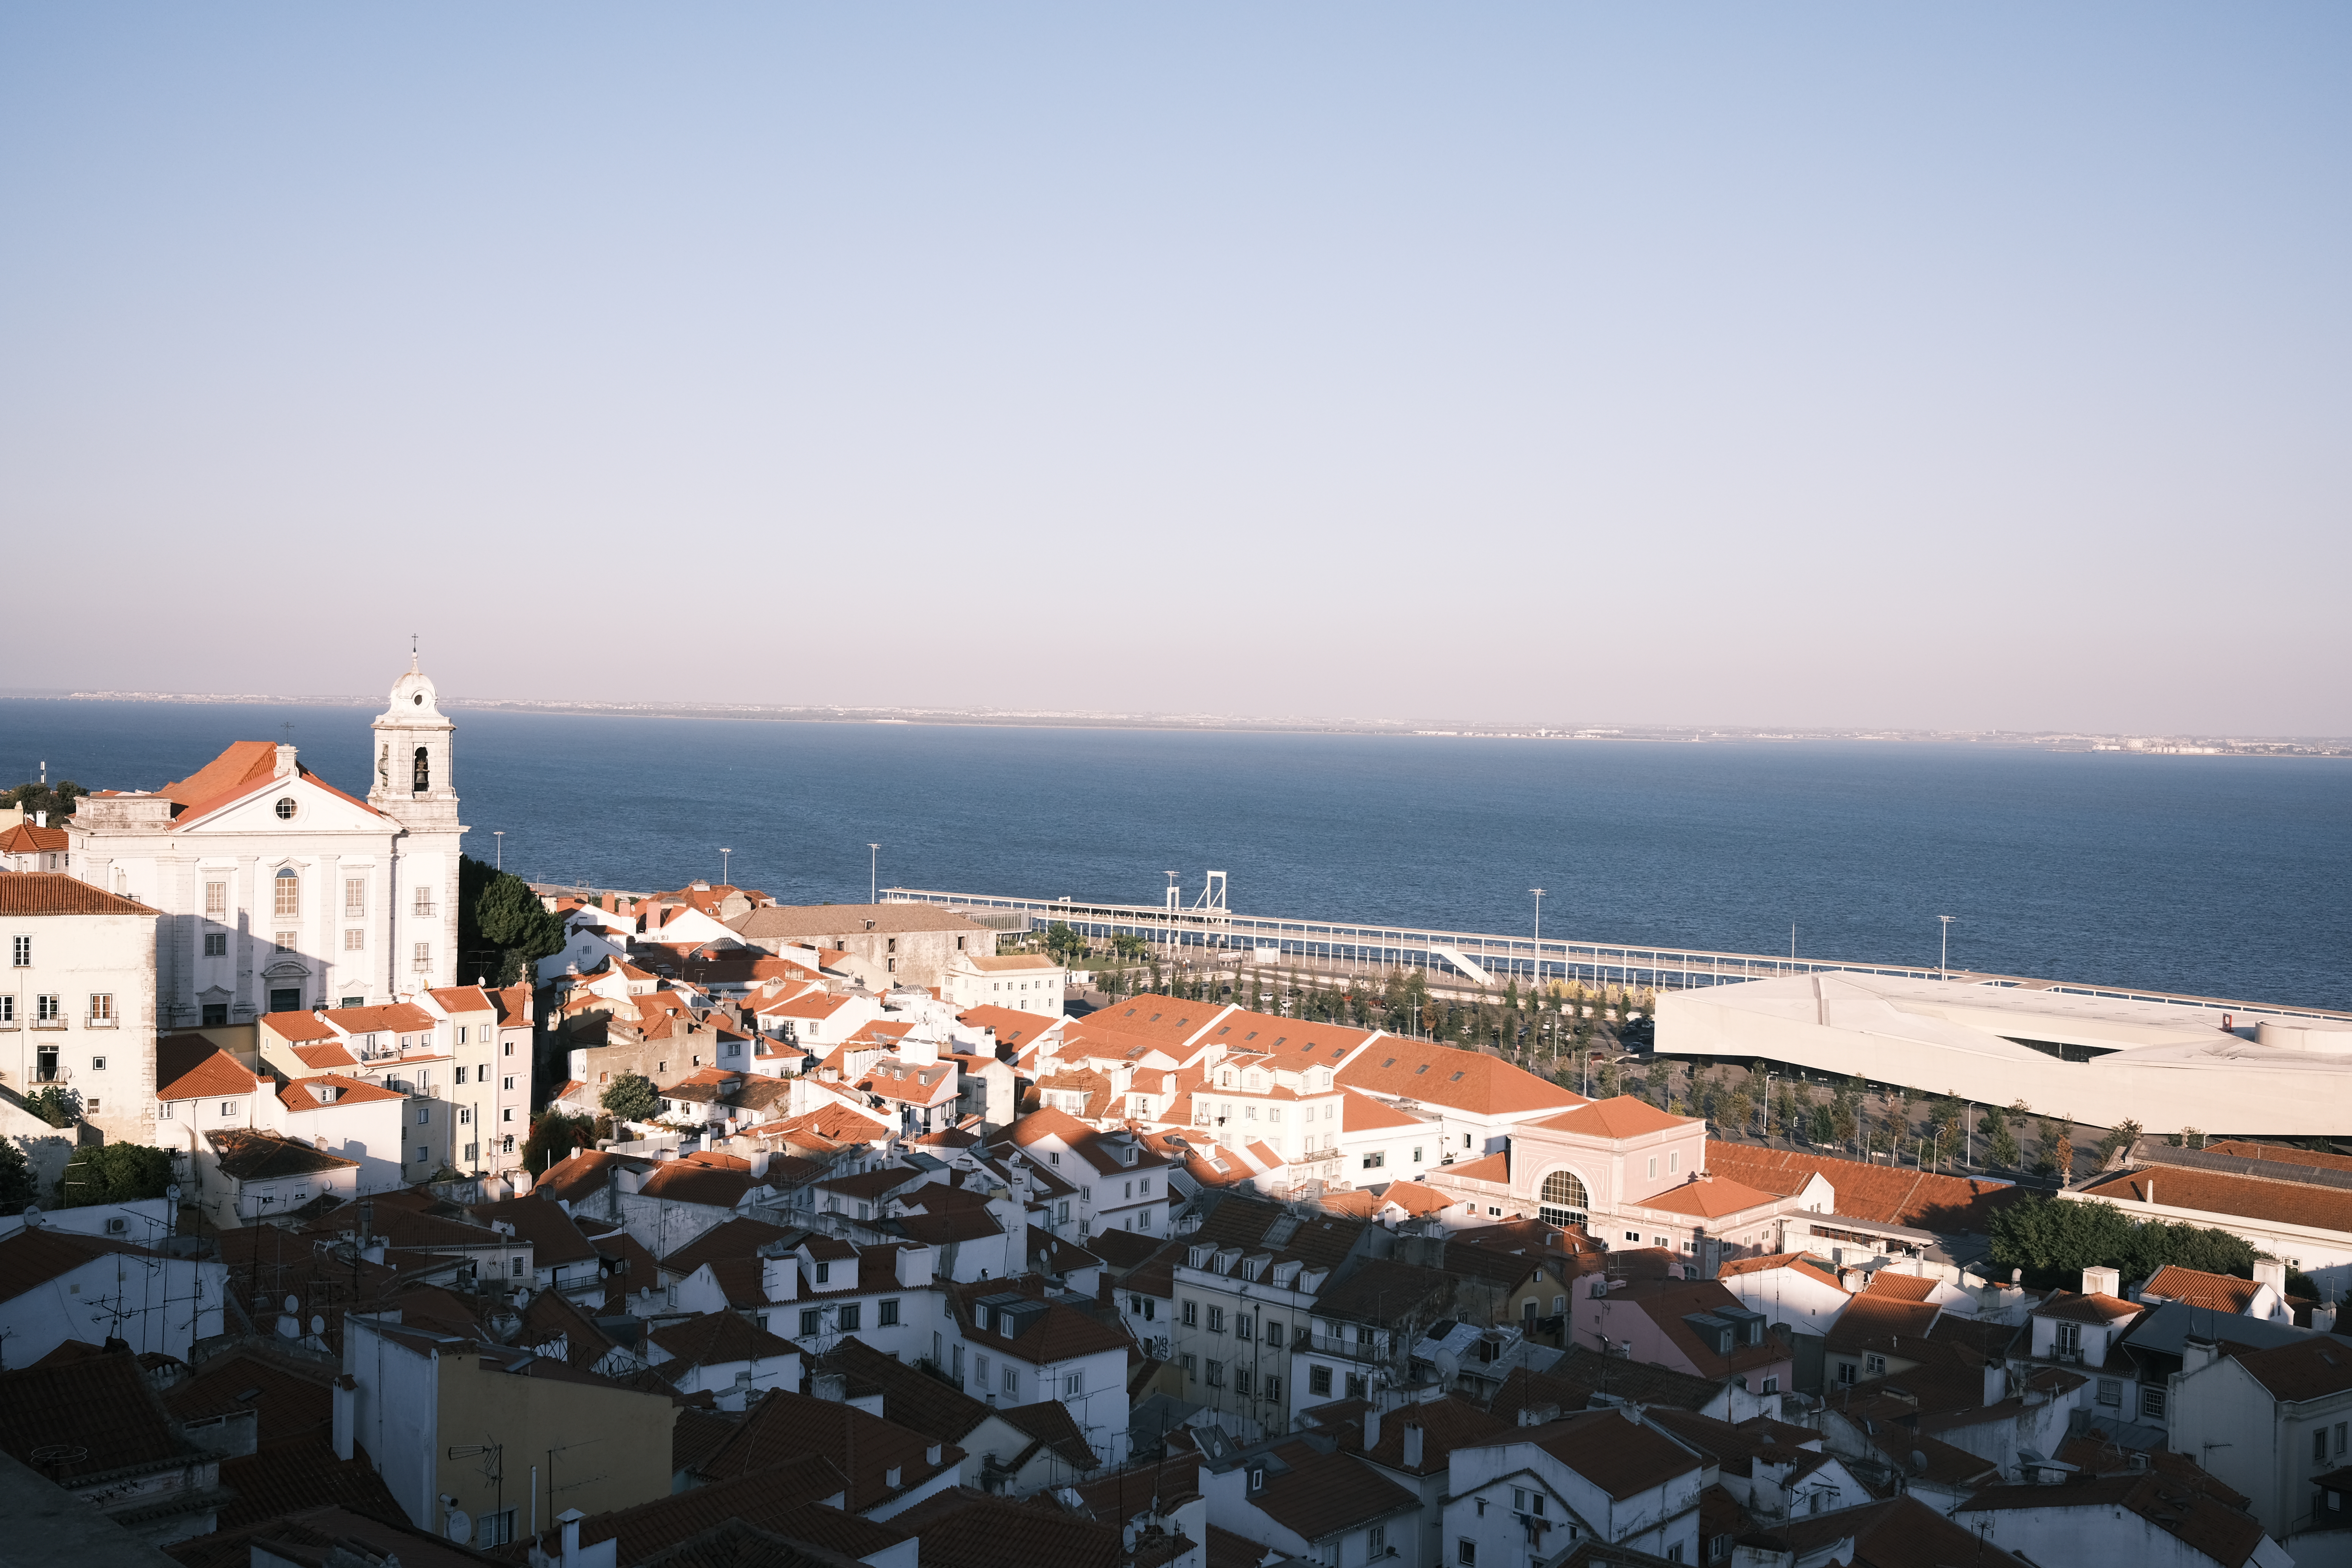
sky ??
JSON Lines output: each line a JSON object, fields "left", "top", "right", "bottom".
{"left": 2, "top": 6, "right": 2345, "bottom": 734}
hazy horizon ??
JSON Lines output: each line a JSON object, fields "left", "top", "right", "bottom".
{"left": 4, "top": 6, "right": 2345, "bottom": 733}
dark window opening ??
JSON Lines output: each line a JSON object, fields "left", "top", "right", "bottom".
{"left": 412, "top": 747, "right": 430, "bottom": 792}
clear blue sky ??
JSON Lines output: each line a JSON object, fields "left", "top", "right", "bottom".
{"left": 3, "top": 6, "right": 2344, "bottom": 732}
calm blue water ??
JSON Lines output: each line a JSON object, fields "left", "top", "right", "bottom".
{"left": 4, "top": 700, "right": 2347, "bottom": 1009}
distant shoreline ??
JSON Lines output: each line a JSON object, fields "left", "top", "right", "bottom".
{"left": 4, "top": 689, "right": 2347, "bottom": 755}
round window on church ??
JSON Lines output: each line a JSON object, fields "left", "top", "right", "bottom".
{"left": 274, "top": 797, "right": 297, "bottom": 820}
{"left": 413, "top": 693, "right": 424, "bottom": 705}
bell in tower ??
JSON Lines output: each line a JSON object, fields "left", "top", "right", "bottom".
{"left": 369, "top": 648, "right": 462, "bottom": 835}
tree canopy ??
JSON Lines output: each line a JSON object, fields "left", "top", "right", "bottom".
{"left": 458, "top": 855, "right": 566, "bottom": 985}
{"left": 600, "top": 1072, "right": 659, "bottom": 1123}
{"left": 2, "top": 779, "right": 87, "bottom": 822}
{"left": 56, "top": 1144, "right": 175, "bottom": 1208}
{"left": 521, "top": 1110, "right": 599, "bottom": 1173}
{"left": 1988, "top": 1194, "right": 2260, "bottom": 1288}
{"left": 0, "top": 1139, "right": 36, "bottom": 1214}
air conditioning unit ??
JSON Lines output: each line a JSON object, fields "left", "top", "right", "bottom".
{"left": 105, "top": 1217, "right": 129, "bottom": 1237}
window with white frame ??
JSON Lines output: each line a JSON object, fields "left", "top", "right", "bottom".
{"left": 274, "top": 869, "right": 300, "bottom": 917}
{"left": 206, "top": 881, "right": 230, "bottom": 918}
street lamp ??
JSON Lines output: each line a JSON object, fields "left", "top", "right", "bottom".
{"left": 1938, "top": 915, "right": 1955, "bottom": 979}
{"left": 493, "top": 830, "right": 503, "bottom": 871}
{"left": 1530, "top": 888, "right": 1545, "bottom": 992}
{"left": 720, "top": 848, "right": 732, "bottom": 885}
{"left": 868, "top": 844, "right": 881, "bottom": 905}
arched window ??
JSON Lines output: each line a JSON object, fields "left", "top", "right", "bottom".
{"left": 412, "top": 746, "right": 430, "bottom": 792}
{"left": 1539, "top": 1168, "right": 1589, "bottom": 1227}
{"left": 274, "top": 867, "right": 300, "bottom": 918}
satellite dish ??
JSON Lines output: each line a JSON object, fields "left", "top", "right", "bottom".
{"left": 284, "top": 1294, "right": 300, "bottom": 1315}
{"left": 445, "top": 1510, "right": 473, "bottom": 1543}
{"left": 310, "top": 1315, "right": 327, "bottom": 1336}
{"left": 514, "top": 1288, "right": 533, "bottom": 1310}
{"left": 1434, "top": 1347, "right": 1461, "bottom": 1381}
{"left": 1910, "top": 1450, "right": 1929, "bottom": 1473}
{"left": 166, "top": 1184, "right": 182, "bottom": 1204}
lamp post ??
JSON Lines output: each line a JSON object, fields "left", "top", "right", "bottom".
{"left": 493, "top": 831, "right": 503, "bottom": 871}
{"left": 720, "top": 848, "right": 732, "bottom": 885}
{"left": 1938, "top": 915, "right": 1955, "bottom": 979}
{"left": 1530, "top": 888, "right": 1545, "bottom": 993}
{"left": 868, "top": 844, "right": 881, "bottom": 905}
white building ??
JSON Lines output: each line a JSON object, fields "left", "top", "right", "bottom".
{"left": 69, "top": 653, "right": 467, "bottom": 1025}
{"left": 1442, "top": 1407, "right": 1709, "bottom": 1564}
{"left": 0, "top": 873, "right": 160, "bottom": 1145}
{"left": 940, "top": 950, "right": 1066, "bottom": 1017}
{"left": 1660, "top": 971, "right": 2352, "bottom": 1136}
{"left": 0, "top": 1215, "right": 227, "bottom": 1364}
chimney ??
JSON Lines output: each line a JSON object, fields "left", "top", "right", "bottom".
{"left": 2254, "top": 1260, "right": 2288, "bottom": 1296}
{"left": 616, "top": 1165, "right": 645, "bottom": 1195}
{"left": 2315, "top": 1305, "right": 2339, "bottom": 1334}
{"left": 274, "top": 742, "right": 297, "bottom": 779}
{"left": 750, "top": 1149, "right": 770, "bottom": 1179}
{"left": 884, "top": 1465, "right": 902, "bottom": 1490}
{"left": 557, "top": 1508, "right": 584, "bottom": 1568}
{"left": 926, "top": 1443, "right": 943, "bottom": 1466}
{"left": 1403, "top": 1424, "right": 1425, "bottom": 1468}
{"left": 895, "top": 1246, "right": 934, "bottom": 1289}
{"left": 814, "top": 1372, "right": 849, "bottom": 1403}
{"left": 33, "top": 811, "right": 46, "bottom": 829}
{"left": 761, "top": 1253, "right": 799, "bottom": 1303}
{"left": 332, "top": 1374, "right": 357, "bottom": 1461}
{"left": 2081, "top": 1265, "right": 2121, "bottom": 1299}
{"left": 2182, "top": 1336, "right": 2219, "bottom": 1375}
{"left": 1364, "top": 1407, "right": 1382, "bottom": 1450}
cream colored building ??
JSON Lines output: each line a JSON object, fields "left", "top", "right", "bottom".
{"left": 0, "top": 873, "right": 161, "bottom": 1145}
{"left": 727, "top": 902, "right": 992, "bottom": 991}
{"left": 69, "top": 654, "right": 466, "bottom": 1027}
{"left": 940, "top": 949, "right": 1066, "bottom": 1016}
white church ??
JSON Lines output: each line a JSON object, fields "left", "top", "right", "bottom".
{"left": 70, "top": 657, "right": 467, "bottom": 1027}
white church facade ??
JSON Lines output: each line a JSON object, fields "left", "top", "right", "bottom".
{"left": 69, "top": 657, "right": 467, "bottom": 1027}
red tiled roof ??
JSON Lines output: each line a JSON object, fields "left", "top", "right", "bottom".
{"left": 1338, "top": 1089, "right": 1426, "bottom": 1132}
{"left": 1703, "top": 1141, "right": 2025, "bottom": 1233}
{"left": 157, "top": 1037, "right": 261, "bottom": 1100}
{"left": 0, "top": 821, "right": 68, "bottom": 853}
{"left": 322, "top": 1002, "right": 438, "bottom": 1035}
{"left": 0, "top": 871, "right": 156, "bottom": 916}
{"left": 1537, "top": 1095, "right": 1694, "bottom": 1140}
{"left": 2140, "top": 1265, "right": 2266, "bottom": 1315}
{"left": 2081, "top": 1164, "right": 2352, "bottom": 1234}
{"left": 158, "top": 740, "right": 385, "bottom": 824}
{"left": 427, "top": 985, "right": 498, "bottom": 1014}
{"left": 954, "top": 1006, "right": 1061, "bottom": 1049}
{"left": 1635, "top": 1174, "right": 1782, "bottom": 1219}
{"left": 260, "top": 1011, "right": 340, "bottom": 1043}
{"left": 1863, "top": 1271, "right": 1942, "bottom": 1302}
{"left": 279, "top": 1074, "right": 404, "bottom": 1113}
{"left": 2033, "top": 1291, "right": 2141, "bottom": 1325}
{"left": 289, "top": 1041, "right": 360, "bottom": 1069}
{"left": 1520, "top": 1408, "right": 1708, "bottom": 1499}
{"left": 2228, "top": 1336, "right": 2352, "bottom": 1402}
{"left": 1717, "top": 1251, "right": 1845, "bottom": 1291}
{"left": 1444, "top": 1151, "right": 1510, "bottom": 1183}
{"left": 1824, "top": 1293, "right": 1942, "bottom": 1353}
{"left": 1337, "top": 1038, "right": 1583, "bottom": 1117}
{"left": 694, "top": 1390, "right": 962, "bottom": 1510}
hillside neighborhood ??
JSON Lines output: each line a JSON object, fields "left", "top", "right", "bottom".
{"left": 3, "top": 672, "right": 2347, "bottom": 1568}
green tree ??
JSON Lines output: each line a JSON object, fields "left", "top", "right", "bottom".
{"left": 2, "top": 779, "right": 88, "bottom": 822}
{"left": 1809, "top": 1102, "right": 1836, "bottom": 1144}
{"left": 601, "top": 1072, "right": 660, "bottom": 1122}
{"left": 55, "top": 1144, "right": 174, "bottom": 1207}
{"left": 458, "top": 855, "right": 565, "bottom": 985}
{"left": 521, "top": 1110, "right": 598, "bottom": 1173}
{"left": 1041, "top": 922, "right": 1085, "bottom": 965}
{"left": 2094, "top": 1119, "right": 2144, "bottom": 1170}
{"left": 1984, "top": 1104, "right": 2021, "bottom": 1169}
{"left": 1723, "top": 1089, "right": 1754, "bottom": 1137}
{"left": 25, "top": 1086, "right": 76, "bottom": 1129}
{"left": 0, "top": 1138, "right": 37, "bottom": 1214}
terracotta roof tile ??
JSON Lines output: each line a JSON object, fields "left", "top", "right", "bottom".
{"left": 2080, "top": 1164, "right": 2352, "bottom": 1234}
{"left": 1337, "top": 1038, "right": 1582, "bottom": 1117}
{"left": 0, "top": 870, "right": 157, "bottom": 916}
{"left": 157, "top": 1037, "right": 261, "bottom": 1100}
{"left": 279, "top": 1074, "right": 405, "bottom": 1113}
{"left": 2140, "top": 1265, "right": 2266, "bottom": 1315}
{"left": 1537, "top": 1095, "right": 1695, "bottom": 1139}
{"left": 1703, "top": 1141, "right": 2026, "bottom": 1233}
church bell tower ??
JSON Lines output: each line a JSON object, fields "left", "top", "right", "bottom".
{"left": 369, "top": 650, "right": 462, "bottom": 834}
